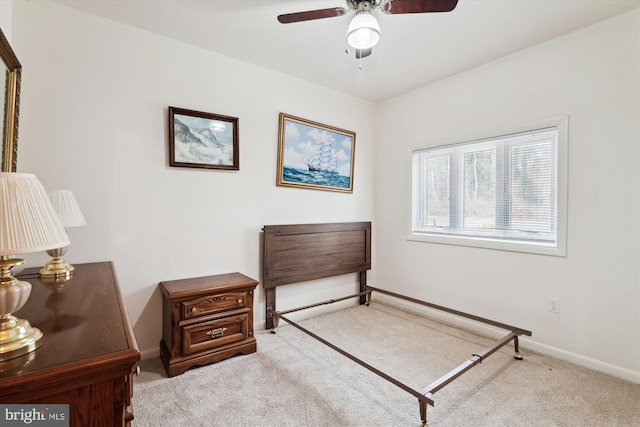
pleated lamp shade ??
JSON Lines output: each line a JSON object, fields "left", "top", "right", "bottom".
{"left": 0, "top": 173, "right": 70, "bottom": 255}
{"left": 47, "top": 190, "right": 86, "bottom": 228}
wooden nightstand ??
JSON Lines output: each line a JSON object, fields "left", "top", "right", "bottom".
{"left": 159, "top": 272, "right": 258, "bottom": 377}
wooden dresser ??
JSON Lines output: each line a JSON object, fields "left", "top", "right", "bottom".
{"left": 0, "top": 262, "right": 140, "bottom": 426}
{"left": 160, "top": 272, "right": 257, "bottom": 377}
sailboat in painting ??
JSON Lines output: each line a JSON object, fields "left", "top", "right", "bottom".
{"left": 305, "top": 139, "right": 339, "bottom": 174}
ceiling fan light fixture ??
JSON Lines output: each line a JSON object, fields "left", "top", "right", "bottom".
{"left": 346, "top": 11, "right": 380, "bottom": 50}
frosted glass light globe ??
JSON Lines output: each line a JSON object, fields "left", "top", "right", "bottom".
{"left": 346, "top": 11, "right": 380, "bottom": 50}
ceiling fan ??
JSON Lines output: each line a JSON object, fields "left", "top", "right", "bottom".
{"left": 277, "top": 0, "right": 459, "bottom": 59}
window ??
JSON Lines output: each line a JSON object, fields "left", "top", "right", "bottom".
{"left": 409, "top": 118, "right": 567, "bottom": 256}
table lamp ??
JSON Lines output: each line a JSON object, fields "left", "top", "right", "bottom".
{"left": 0, "top": 172, "right": 70, "bottom": 361}
{"left": 39, "top": 190, "right": 86, "bottom": 278}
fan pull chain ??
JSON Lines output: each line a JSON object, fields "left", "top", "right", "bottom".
{"left": 345, "top": 47, "right": 364, "bottom": 71}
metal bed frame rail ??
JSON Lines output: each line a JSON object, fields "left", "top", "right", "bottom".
{"left": 269, "top": 286, "right": 532, "bottom": 427}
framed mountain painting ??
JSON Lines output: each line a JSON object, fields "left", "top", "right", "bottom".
{"left": 169, "top": 106, "right": 239, "bottom": 170}
{"left": 276, "top": 113, "right": 356, "bottom": 193}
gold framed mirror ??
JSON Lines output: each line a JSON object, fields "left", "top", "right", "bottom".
{"left": 0, "top": 27, "right": 21, "bottom": 172}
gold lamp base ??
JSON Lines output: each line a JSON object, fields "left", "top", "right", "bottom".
{"left": 39, "top": 246, "right": 75, "bottom": 278}
{"left": 0, "top": 256, "right": 44, "bottom": 361}
{"left": 39, "top": 258, "right": 75, "bottom": 278}
{"left": 0, "top": 316, "right": 43, "bottom": 362}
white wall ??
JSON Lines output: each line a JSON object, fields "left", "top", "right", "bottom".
{"left": 10, "top": 1, "right": 639, "bottom": 383}
{"left": 12, "top": 0, "right": 376, "bottom": 357}
{"left": 0, "top": 1, "right": 11, "bottom": 41}
{"left": 376, "top": 10, "right": 639, "bottom": 382}
{"left": 0, "top": 0, "right": 10, "bottom": 127}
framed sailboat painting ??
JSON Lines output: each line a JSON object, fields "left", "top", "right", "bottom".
{"left": 276, "top": 113, "right": 356, "bottom": 193}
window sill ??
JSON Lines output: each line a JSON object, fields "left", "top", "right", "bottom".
{"left": 406, "top": 231, "right": 566, "bottom": 257}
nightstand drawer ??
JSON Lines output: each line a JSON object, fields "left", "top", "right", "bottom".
{"left": 182, "top": 313, "right": 250, "bottom": 355}
{"left": 182, "top": 291, "right": 249, "bottom": 319}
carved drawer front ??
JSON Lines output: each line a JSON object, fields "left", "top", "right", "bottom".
{"left": 182, "top": 313, "right": 250, "bottom": 355}
{"left": 182, "top": 291, "right": 250, "bottom": 319}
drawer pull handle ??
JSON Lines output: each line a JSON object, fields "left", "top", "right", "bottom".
{"left": 238, "top": 298, "right": 243, "bottom": 304}
{"left": 206, "top": 327, "right": 227, "bottom": 339}
{"left": 191, "top": 307, "right": 197, "bottom": 313}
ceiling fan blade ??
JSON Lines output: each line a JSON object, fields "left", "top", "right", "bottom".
{"left": 355, "top": 48, "right": 372, "bottom": 59}
{"left": 277, "top": 7, "right": 348, "bottom": 24}
{"left": 385, "top": 0, "right": 458, "bottom": 14}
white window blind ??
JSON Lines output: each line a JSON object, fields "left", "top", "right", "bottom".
{"left": 410, "top": 121, "right": 567, "bottom": 256}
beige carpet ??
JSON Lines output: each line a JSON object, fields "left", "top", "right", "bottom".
{"left": 132, "top": 303, "right": 640, "bottom": 426}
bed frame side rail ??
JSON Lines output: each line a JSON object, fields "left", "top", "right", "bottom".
{"left": 271, "top": 286, "right": 532, "bottom": 427}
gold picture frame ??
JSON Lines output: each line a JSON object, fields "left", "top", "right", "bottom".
{"left": 276, "top": 113, "right": 356, "bottom": 193}
{"left": 0, "top": 27, "right": 21, "bottom": 172}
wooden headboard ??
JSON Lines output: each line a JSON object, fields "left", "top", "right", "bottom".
{"left": 262, "top": 221, "right": 371, "bottom": 329}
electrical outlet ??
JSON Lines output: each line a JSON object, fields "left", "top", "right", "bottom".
{"left": 549, "top": 297, "right": 560, "bottom": 314}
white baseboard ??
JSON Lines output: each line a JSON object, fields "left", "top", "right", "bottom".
{"left": 139, "top": 300, "right": 357, "bottom": 361}
{"left": 521, "top": 337, "right": 640, "bottom": 384}
{"left": 139, "top": 296, "right": 640, "bottom": 385}
{"left": 140, "top": 347, "right": 160, "bottom": 360}
{"left": 373, "top": 295, "right": 640, "bottom": 384}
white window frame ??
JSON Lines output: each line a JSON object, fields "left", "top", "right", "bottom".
{"left": 407, "top": 117, "right": 568, "bottom": 256}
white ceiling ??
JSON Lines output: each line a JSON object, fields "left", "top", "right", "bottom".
{"left": 49, "top": 0, "right": 639, "bottom": 103}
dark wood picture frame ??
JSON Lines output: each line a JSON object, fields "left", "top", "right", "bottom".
{"left": 276, "top": 113, "right": 356, "bottom": 193}
{"left": 169, "top": 106, "right": 239, "bottom": 170}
